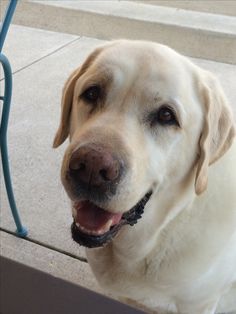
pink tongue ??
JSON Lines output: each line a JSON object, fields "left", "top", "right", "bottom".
{"left": 75, "top": 201, "right": 122, "bottom": 232}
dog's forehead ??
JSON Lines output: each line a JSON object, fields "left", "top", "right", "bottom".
{"left": 93, "top": 41, "right": 194, "bottom": 92}
{"left": 104, "top": 42, "right": 181, "bottom": 68}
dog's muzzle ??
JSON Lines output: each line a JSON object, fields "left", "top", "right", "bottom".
{"left": 66, "top": 143, "right": 152, "bottom": 248}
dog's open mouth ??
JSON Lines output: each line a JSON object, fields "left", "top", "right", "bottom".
{"left": 71, "top": 191, "right": 152, "bottom": 248}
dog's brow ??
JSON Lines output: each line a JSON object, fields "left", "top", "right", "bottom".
{"left": 170, "top": 98, "right": 185, "bottom": 126}
{"left": 154, "top": 93, "right": 162, "bottom": 103}
{"left": 153, "top": 95, "right": 184, "bottom": 116}
{"left": 152, "top": 97, "right": 185, "bottom": 126}
{"left": 77, "top": 70, "right": 113, "bottom": 96}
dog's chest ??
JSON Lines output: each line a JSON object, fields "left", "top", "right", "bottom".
{"left": 87, "top": 248, "right": 176, "bottom": 309}
{"left": 87, "top": 222, "right": 235, "bottom": 309}
{"left": 87, "top": 234, "right": 191, "bottom": 297}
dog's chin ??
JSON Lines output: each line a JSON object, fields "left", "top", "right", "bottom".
{"left": 71, "top": 190, "right": 153, "bottom": 248}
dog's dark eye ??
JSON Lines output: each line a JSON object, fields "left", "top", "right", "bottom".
{"left": 158, "top": 107, "right": 176, "bottom": 124}
{"left": 81, "top": 85, "right": 101, "bottom": 103}
{"left": 150, "top": 106, "right": 179, "bottom": 127}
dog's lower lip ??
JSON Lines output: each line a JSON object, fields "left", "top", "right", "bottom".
{"left": 71, "top": 190, "right": 153, "bottom": 248}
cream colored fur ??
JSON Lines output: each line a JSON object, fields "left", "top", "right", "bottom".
{"left": 54, "top": 40, "right": 236, "bottom": 314}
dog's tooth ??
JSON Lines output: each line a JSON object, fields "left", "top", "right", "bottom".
{"left": 76, "top": 224, "right": 102, "bottom": 235}
{"left": 84, "top": 227, "right": 93, "bottom": 234}
{"left": 75, "top": 219, "right": 113, "bottom": 236}
{"left": 79, "top": 225, "right": 91, "bottom": 233}
{"left": 79, "top": 224, "right": 86, "bottom": 231}
{"left": 104, "top": 219, "right": 113, "bottom": 230}
{"left": 76, "top": 222, "right": 97, "bottom": 234}
{"left": 96, "top": 220, "right": 113, "bottom": 235}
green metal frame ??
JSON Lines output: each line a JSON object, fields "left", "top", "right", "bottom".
{"left": 0, "top": 0, "right": 27, "bottom": 237}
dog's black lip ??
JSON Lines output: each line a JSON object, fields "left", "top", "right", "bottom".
{"left": 71, "top": 190, "right": 153, "bottom": 248}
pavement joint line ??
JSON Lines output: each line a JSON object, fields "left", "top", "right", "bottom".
{"left": 0, "top": 227, "right": 88, "bottom": 263}
{"left": 0, "top": 36, "right": 82, "bottom": 82}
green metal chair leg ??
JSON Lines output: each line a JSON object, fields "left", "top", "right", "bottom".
{"left": 0, "top": 54, "right": 27, "bottom": 237}
{"left": 0, "top": 0, "right": 28, "bottom": 237}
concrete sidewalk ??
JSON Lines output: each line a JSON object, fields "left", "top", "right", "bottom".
{"left": 136, "top": 0, "right": 236, "bottom": 16}
{"left": 0, "top": 24, "right": 236, "bottom": 312}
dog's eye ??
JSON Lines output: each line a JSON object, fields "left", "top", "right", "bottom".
{"left": 149, "top": 106, "right": 179, "bottom": 127}
{"left": 157, "top": 107, "right": 176, "bottom": 124}
{"left": 81, "top": 85, "right": 101, "bottom": 103}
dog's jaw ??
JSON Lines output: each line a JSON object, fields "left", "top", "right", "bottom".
{"left": 71, "top": 190, "right": 153, "bottom": 248}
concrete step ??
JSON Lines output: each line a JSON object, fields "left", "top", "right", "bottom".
{"left": 135, "top": 0, "right": 236, "bottom": 16}
{"left": 0, "top": 231, "right": 145, "bottom": 314}
{"left": 2, "top": 0, "right": 236, "bottom": 64}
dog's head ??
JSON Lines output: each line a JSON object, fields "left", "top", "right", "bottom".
{"left": 53, "top": 41, "right": 235, "bottom": 248}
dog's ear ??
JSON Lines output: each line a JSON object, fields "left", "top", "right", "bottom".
{"left": 53, "top": 47, "right": 105, "bottom": 148}
{"left": 53, "top": 68, "right": 81, "bottom": 148}
{"left": 195, "top": 73, "right": 235, "bottom": 195}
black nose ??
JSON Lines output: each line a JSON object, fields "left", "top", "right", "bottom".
{"left": 68, "top": 146, "right": 121, "bottom": 190}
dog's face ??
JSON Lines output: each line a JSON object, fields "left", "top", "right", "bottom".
{"left": 54, "top": 41, "right": 235, "bottom": 248}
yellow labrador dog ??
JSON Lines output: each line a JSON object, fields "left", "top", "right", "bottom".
{"left": 54, "top": 40, "right": 236, "bottom": 314}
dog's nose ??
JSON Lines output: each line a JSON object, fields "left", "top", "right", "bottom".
{"left": 69, "top": 146, "right": 121, "bottom": 188}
